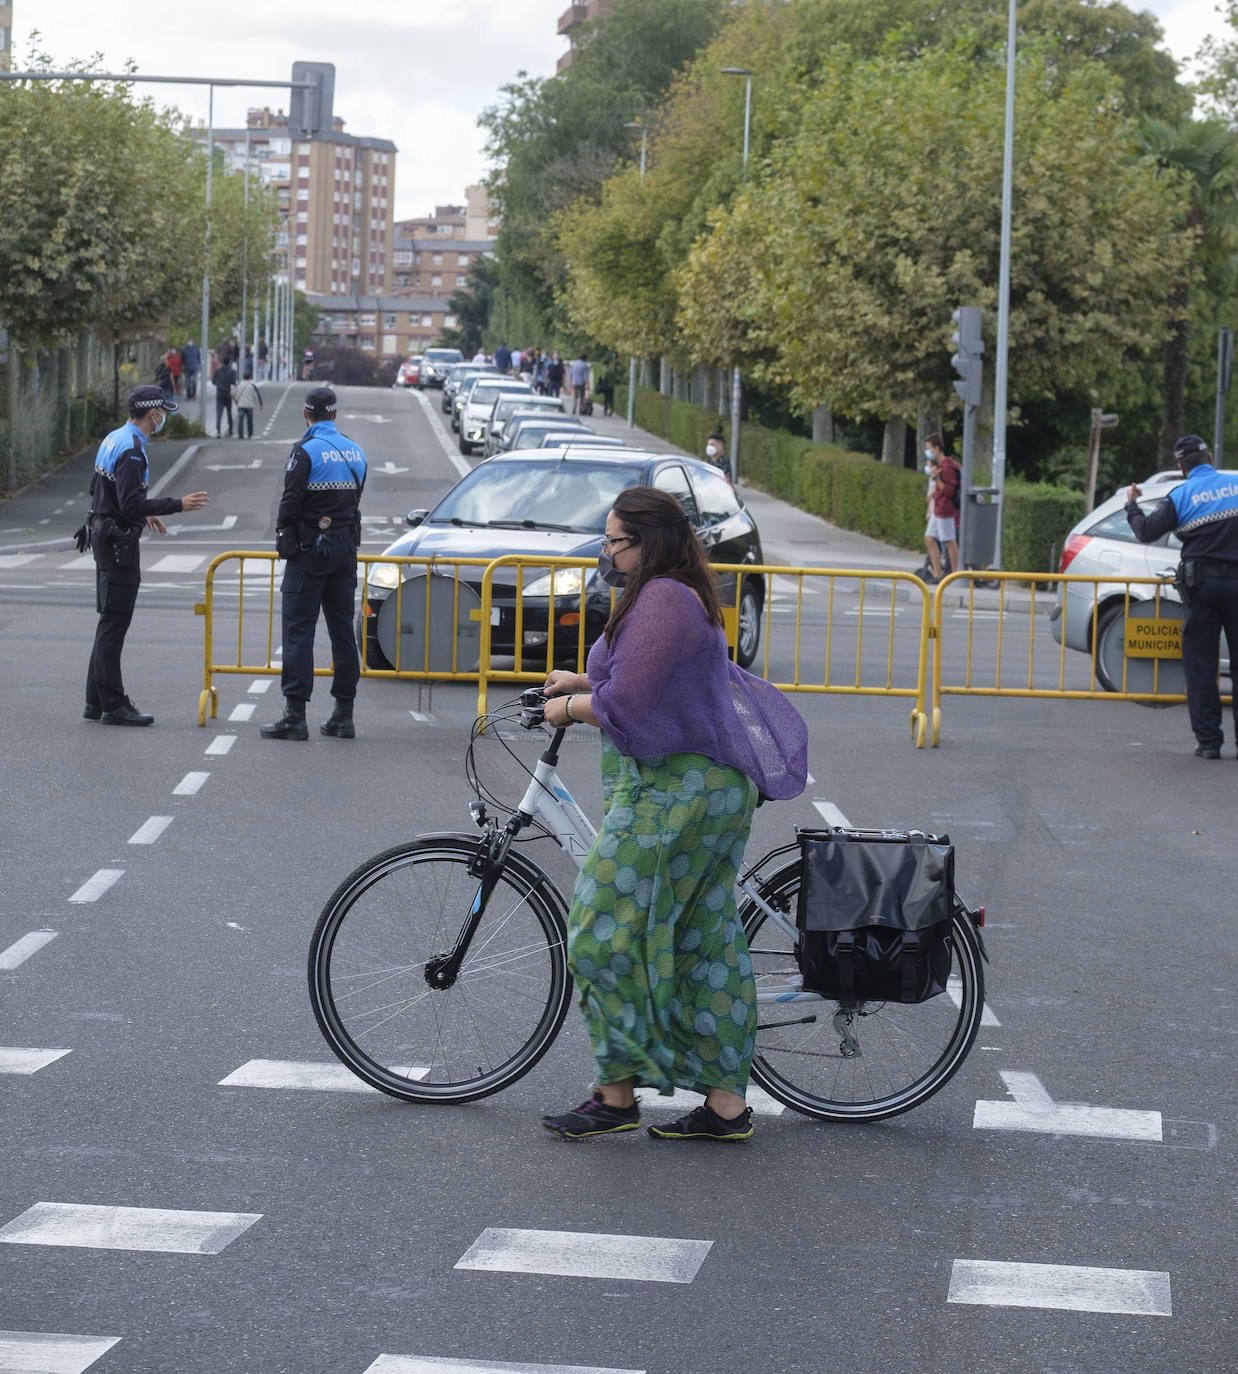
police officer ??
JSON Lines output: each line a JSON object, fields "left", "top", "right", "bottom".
{"left": 84, "top": 386, "right": 210, "bottom": 726}
{"left": 261, "top": 387, "right": 368, "bottom": 741}
{"left": 1126, "top": 433, "right": 1238, "bottom": 758}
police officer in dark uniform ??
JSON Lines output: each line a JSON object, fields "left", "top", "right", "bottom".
{"left": 84, "top": 385, "right": 210, "bottom": 725}
{"left": 1126, "top": 433, "right": 1238, "bottom": 758}
{"left": 261, "top": 387, "right": 368, "bottom": 741}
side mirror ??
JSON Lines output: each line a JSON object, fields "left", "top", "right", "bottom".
{"left": 406, "top": 509, "right": 428, "bottom": 528}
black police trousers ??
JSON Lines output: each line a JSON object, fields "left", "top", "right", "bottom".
{"left": 86, "top": 546, "right": 141, "bottom": 712}
{"left": 1181, "top": 575, "right": 1238, "bottom": 749}
{"left": 279, "top": 537, "right": 360, "bottom": 704}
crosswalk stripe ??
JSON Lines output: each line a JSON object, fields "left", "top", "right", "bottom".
{"left": 0, "top": 930, "right": 58, "bottom": 970}
{"left": 205, "top": 736, "right": 235, "bottom": 756}
{"left": 67, "top": 870, "right": 123, "bottom": 903}
{"left": 364, "top": 1358, "right": 645, "bottom": 1374}
{"left": 0, "top": 554, "right": 40, "bottom": 568}
{"left": 173, "top": 772, "right": 210, "bottom": 796}
{"left": 247, "top": 679, "right": 273, "bottom": 693}
{"left": 229, "top": 703, "right": 256, "bottom": 722}
{"left": 127, "top": 816, "right": 174, "bottom": 845}
{"left": 62, "top": 555, "right": 98, "bottom": 571}
{"left": 947, "top": 1259, "right": 1171, "bottom": 1316}
{"left": 812, "top": 801, "right": 851, "bottom": 829}
{"left": 0, "top": 1048, "right": 72, "bottom": 1074}
{"left": 455, "top": 1228, "right": 712, "bottom": 1284}
{"left": 0, "top": 1203, "right": 261, "bottom": 1255}
{"left": 218, "top": 1059, "right": 428, "bottom": 1091}
{"left": 146, "top": 554, "right": 206, "bottom": 573}
{"left": 0, "top": 1329, "right": 121, "bottom": 1373}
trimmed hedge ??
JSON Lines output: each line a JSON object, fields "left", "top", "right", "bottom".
{"left": 619, "top": 385, "right": 1086, "bottom": 572}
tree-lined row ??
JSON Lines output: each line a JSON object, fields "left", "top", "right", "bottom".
{"left": 480, "top": 0, "right": 1238, "bottom": 481}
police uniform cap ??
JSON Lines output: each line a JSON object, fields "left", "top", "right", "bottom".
{"left": 1173, "top": 434, "right": 1209, "bottom": 461}
{"left": 304, "top": 386, "right": 338, "bottom": 416}
{"left": 129, "top": 384, "right": 177, "bottom": 414}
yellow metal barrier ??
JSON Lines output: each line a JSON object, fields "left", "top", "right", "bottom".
{"left": 928, "top": 569, "right": 1230, "bottom": 746}
{"left": 474, "top": 557, "right": 935, "bottom": 746}
{"left": 194, "top": 551, "right": 497, "bottom": 724}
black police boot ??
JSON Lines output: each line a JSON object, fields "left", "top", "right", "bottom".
{"left": 259, "top": 698, "right": 309, "bottom": 741}
{"left": 100, "top": 697, "right": 154, "bottom": 727}
{"left": 320, "top": 699, "right": 355, "bottom": 739}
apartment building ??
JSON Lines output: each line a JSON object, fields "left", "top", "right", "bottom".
{"left": 391, "top": 185, "right": 496, "bottom": 293}
{"left": 309, "top": 295, "right": 459, "bottom": 359}
{"left": 556, "top": 1, "right": 619, "bottom": 71}
{"left": 0, "top": 3, "right": 13, "bottom": 70}
{"left": 210, "top": 108, "right": 397, "bottom": 299}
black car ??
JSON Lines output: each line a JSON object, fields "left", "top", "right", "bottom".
{"left": 359, "top": 447, "right": 765, "bottom": 670}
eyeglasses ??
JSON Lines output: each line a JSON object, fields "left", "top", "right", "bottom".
{"left": 600, "top": 534, "right": 638, "bottom": 552}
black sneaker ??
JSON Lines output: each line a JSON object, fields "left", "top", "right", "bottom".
{"left": 648, "top": 1103, "right": 754, "bottom": 1142}
{"left": 541, "top": 1094, "right": 641, "bottom": 1140}
{"left": 83, "top": 703, "right": 102, "bottom": 721}
{"left": 1194, "top": 744, "right": 1222, "bottom": 759}
{"left": 100, "top": 698, "right": 154, "bottom": 727}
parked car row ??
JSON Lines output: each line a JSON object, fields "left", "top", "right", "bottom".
{"left": 394, "top": 356, "right": 421, "bottom": 388}
{"left": 417, "top": 347, "right": 464, "bottom": 390}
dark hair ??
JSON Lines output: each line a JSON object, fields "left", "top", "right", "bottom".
{"left": 708, "top": 430, "right": 725, "bottom": 442}
{"left": 604, "top": 486, "right": 723, "bottom": 643}
{"left": 925, "top": 433, "right": 945, "bottom": 453}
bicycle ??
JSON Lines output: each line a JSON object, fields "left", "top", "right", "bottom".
{"left": 308, "top": 690, "right": 989, "bottom": 1123}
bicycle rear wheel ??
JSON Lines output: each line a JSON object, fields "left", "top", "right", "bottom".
{"left": 309, "top": 835, "right": 572, "bottom": 1103}
{"left": 741, "top": 861, "right": 985, "bottom": 1122}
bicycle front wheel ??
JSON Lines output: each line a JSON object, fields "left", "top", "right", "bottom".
{"left": 741, "top": 862, "right": 985, "bottom": 1122}
{"left": 309, "top": 836, "right": 573, "bottom": 1103}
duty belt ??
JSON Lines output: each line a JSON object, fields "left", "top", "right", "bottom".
{"left": 1189, "top": 559, "right": 1238, "bottom": 579}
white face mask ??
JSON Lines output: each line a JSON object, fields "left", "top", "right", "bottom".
{"left": 924, "top": 448, "right": 935, "bottom": 461}
{"left": 153, "top": 411, "right": 167, "bottom": 434}
{"left": 706, "top": 443, "right": 720, "bottom": 458}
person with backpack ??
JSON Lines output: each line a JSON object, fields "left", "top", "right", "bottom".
{"left": 923, "top": 434, "right": 961, "bottom": 583}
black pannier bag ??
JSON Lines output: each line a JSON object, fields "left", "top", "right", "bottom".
{"left": 795, "top": 828, "right": 955, "bottom": 1005}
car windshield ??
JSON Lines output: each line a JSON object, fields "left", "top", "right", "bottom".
{"left": 424, "top": 349, "right": 462, "bottom": 365}
{"left": 429, "top": 460, "right": 647, "bottom": 533}
{"left": 469, "top": 383, "right": 529, "bottom": 409}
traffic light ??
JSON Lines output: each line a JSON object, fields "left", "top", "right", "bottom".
{"left": 290, "top": 62, "right": 335, "bottom": 141}
{"left": 951, "top": 306, "right": 984, "bottom": 407}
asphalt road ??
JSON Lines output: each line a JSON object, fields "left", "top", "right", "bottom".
{"left": 0, "top": 384, "right": 1232, "bottom": 1374}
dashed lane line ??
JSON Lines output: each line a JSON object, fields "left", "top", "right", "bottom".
{"left": 947, "top": 1259, "right": 1171, "bottom": 1316}
{"left": 247, "top": 679, "right": 273, "bottom": 694}
{"left": 219, "top": 1059, "right": 429, "bottom": 1092}
{"left": 0, "top": 1047, "right": 72, "bottom": 1074}
{"left": 364, "top": 1359, "right": 646, "bottom": 1374}
{"left": 67, "top": 870, "right": 123, "bottom": 904}
{"left": 205, "top": 735, "right": 235, "bottom": 756}
{"left": 0, "top": 930, "right": 57, "bottom": 970}
{"left": 455, "top": 1228, "right": 712, "bottom": 1284}
{"left": 0, "top": 1330, "right": 121, "bottom": 1373}
{"left": 0, "top": 1203, "right": 261, "bottom": 1256}
{"left": 229, "top": 703, "right": 256, "bottom": 722}
{"left": 812, "top": 801, "right": 851, "bottom": 828}
{"left": 127, "top": 816, "right": 174, "bottom": 846}
{"left": 173, "top": 772, "right": 210, "bottom": 796}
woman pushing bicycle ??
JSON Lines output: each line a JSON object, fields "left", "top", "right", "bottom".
{"left": 538, "top": 487, "right": 808, "bottom": 1142}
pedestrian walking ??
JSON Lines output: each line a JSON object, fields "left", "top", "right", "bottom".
{"left": 546, "top": 353, "right": 565, "bottom": 398}
{"left": 261, "top": 387, "right": 368, "bottom": 742}
{"left": 1126, "top": 433, "right": 1238, "bottom": 758}
{"left": 233, "top": 371, "right": 264, "bottom": 439}
{"left": 257, "top": 337, "right": 269, "bottom": 382}
{"left": 82, "top": 386, "right": 209, "bottom": 726}
{"left": 167, "top": 346, "right": 183, "bottom": 396}
{"left": 494, "top": 341, "right": 512, "bottom": 375}
{"left": 538, "top": 486, "right": 807, "bottom": 1142}
{"left": 569, "top": 353, "right": 592, "bottom": 414}
{"left": 923, "top": 435, "right": 960, "bottom": 582}
{"left": 181, "top": 338, "right": 200, "bottom": 399}
{"left": 213, "top": 356, "right": 236, "bottom": 436}
{"left": 595, "top": 365, "right": 615, "bottom": 416}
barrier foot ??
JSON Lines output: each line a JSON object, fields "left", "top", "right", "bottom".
{"left": 931, "top": 706, "right": 941, "bottom": 748}
{"left": 197, "top": 687, "right": 218, "bottom": 726}
{"left": 911, "top": 710, "right": 928, "bottom": 750}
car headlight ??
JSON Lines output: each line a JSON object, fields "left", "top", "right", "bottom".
{"left": 364, "top": 562, "right": 402, "bottom": 591}
{"left": 521, "top": 567, "right": 586, "bottom": 598}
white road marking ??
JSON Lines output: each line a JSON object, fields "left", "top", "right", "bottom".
{"left": 0, "top": 1048, "right": 72, "bottom": 1074}
{"left": 0, "top": 554, "right": 40, "bottom": 568}
{"left": 228, "top": 703, "right": 256, "bottom": 722}
{"left": 0, "top": 930, "right": 58, "bottom": 970}
{"left": 0, "top": 1203, "right": 261, "bottom": 1255}
{"left": 365, "top": 1359, "right": 645, "bottom": 1374}
{"left": 173, "top": 772, "right": 210, "bottom": 796}
{"left": 640, "top": 1085, "right": 784, "bottom": 1117}
{"left": 218, "top": 1059, "right": 428, "bottom": 1091}
{"left": 410, "top": 388, "right": 471, "bottom": 478}
{"left": 946, "top": 975, "right": 1001, "bottom": 1026}
{"left": 812, "top": 801, "right": 851, "bottom": 828}
{"left": 146, "top": 554, "right": 206, "bottom": 574}
{"left": 127, "top": 816, "right": 174, "bottom": 846}
{"left": 455, "top": 1228, "right": 712, "bottom": 1284}
{"left": 0, "top": 1330, "right": 121, "bottom": 1372}
{"left": 409, "top": 710, "right": 433, "bottom": 722}
{"left": 247, "top": 679, "right": 273, "bottom": 693}
{"left": 947, "top": 1259, "right": 1171, "bottom": 1316}
{"left": 205, "top": 736, "right": 235, "bottom": 756}
{"left": 973, "top": 1070, "right": 1162, "bottom": 1141}
{"left": 67, "top": 870, "right": 123, "bottom": 904}
{"left": 61, "top": 555, "right": 98, "bottom": 570}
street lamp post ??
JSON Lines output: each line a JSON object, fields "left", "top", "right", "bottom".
{"left": 721, "top": 67, "right": 752, "bottom": 486}
{"left": 990, "top": 0, "right": 1016, "bottom": 567}
{"left": 623, "top": 120, "right": 647, "bottom": 429}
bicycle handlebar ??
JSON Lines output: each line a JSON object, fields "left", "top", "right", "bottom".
{"left": 519, "top": 687, "right": 547, "bottom": 730}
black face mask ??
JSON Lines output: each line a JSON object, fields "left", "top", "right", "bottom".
{"left": 597, "top": 550, "right": 627, "bottom": 588}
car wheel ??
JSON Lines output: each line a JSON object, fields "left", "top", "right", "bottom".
{"left": 735, "top": 579, "right": 763, "bottom": 669}
{"left": 458, "top": 432, "right": 471, "bottom": 455}
{"left": 1093, "top": 604, "right": 1126, "bottom": 692}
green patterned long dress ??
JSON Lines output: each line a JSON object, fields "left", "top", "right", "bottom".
{"left": 565, "top": 738, "right": 759, "bottom": 1097}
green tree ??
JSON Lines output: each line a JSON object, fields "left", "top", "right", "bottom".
{"left": 1137, "top": 117, "right": 1238, "bottom": 461}
{"left": 1198, "top": 0, "right": 1238, "bottom": 120}
{"left": 440, "top": 256, "right": 498, "bottom": 356}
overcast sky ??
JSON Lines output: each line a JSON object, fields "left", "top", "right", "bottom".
{"left": 15, "top": 1, "right": 1219, "bottom": 222}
